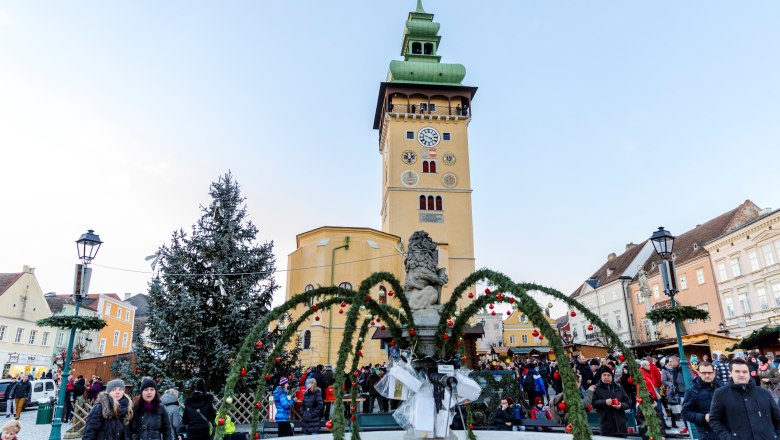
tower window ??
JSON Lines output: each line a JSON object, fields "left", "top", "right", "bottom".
{"left": 303, "top": 330, "right": 311, "bottom": 349}
{"left": 424, "top": 43, "right": 434, "bottom": 55}
{"left": 427, "top": 195, "right": 434, "bottom": 210}
{"left": 422, "top": 160, "right": 437, "bottom": 173}
{"left": 406, "top": 131, "right": 414, "bottom": 140}
{"left": 411, "top": 42, "right": 422, "bottom": 54}
{"left": 419, "top": 195, "right": 426, "bottom": 210}
{"left": 435, "top": 196, "right": 443, "bottom": 211}
{"left": 443, "top": 133, "right": 451, "bottom": 141}
{"left": 419, "top": 194, "right": 444, "bottom": 211}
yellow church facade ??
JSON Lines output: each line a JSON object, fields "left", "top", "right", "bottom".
{"left": 284, "top": 1, "right": 478, "bottom": 367}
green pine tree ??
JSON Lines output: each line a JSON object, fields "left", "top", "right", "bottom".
{"left": 147, "top": 172, "right": 278, "bottom": 392}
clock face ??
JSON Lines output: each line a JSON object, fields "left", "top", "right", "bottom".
{"left": 418, "top": 127, "right": 440, "bottom": 147}
{"left": 442, "top": 152, "right": 456, "bottom": 166}
{"left": 401, "top": 150, "right": 417, "bottom": 164}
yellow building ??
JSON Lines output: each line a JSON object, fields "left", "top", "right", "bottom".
{"left": 0, "top": 266, "right": 55, "bottom": 378}
{"left": 284, "top": 2, "right": 478, "bottom": 367}
{"left": 89, "top": 294, "right": 136, "bottom": 356}
{"left": 502, "top": 311, "right": 557, "bottom": 358}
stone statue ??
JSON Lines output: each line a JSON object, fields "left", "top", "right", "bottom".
{"left": 404, "top": 231, "right": 448, "bottom": 324}
{"left": 638, "top": 267, "right": 652, "bottom": 297}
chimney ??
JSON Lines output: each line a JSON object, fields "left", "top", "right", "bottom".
{"left": 124, "top": 293, "right": 133, "bottom": 300}
{"left": 761, "top": 207, "right": 773, "bottom": 216}
{"left": 23, "top": 265, "right": 35, "bottom": 274}
{"left": 607, "top": 253, "right": 617, "bottom": 261}
{"left": 625, "top": 243, "right": 636, "bottom": 251}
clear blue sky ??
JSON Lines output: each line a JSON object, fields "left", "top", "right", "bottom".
{"left": 2, "top": 1, "right": 779, "bottom": 313}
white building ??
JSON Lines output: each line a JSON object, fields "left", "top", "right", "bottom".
{"left": 45, "top": 295, "right": 101, "bottom": 364}
{"left": 475, "top": 312, "right": 503, "bottom": 354}
{"left": 0, "top": 266, "right": 54, "bottom": 378}
{"left": 569, "top": 241, "right": 655, "bottom": 347}
{"left": 704, "top": 208, "right": 780, "bottom": 338}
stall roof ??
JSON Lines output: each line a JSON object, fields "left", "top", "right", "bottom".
{"left": 509, "top": 346, "right": 550, "bottom": 355}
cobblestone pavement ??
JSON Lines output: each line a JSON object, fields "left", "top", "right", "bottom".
{"left": 5, "top": 405, "right": 72, "bottom": 439}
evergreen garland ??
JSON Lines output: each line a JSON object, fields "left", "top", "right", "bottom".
{"left": 37, "top": 315, "right": 106, "bottom": 331}
{"left": 646, "top": 305, "right": 710, "bottom": 324}
{"left": 349, "top": 318, "right": 372, "bottom": 440}
{"left": 465, "top": 401, "right": 476, "bottom": 440}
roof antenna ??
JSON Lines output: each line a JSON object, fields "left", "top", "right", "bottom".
{"left": 416, "top": 0, "right": 426, "bottom": 13}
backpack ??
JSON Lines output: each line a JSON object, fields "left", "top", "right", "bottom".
{"left": 522, "top": 373, "right": 536, "bottom": 395}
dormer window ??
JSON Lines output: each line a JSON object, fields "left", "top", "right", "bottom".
{"left": 411, "top": 42, "right": 422, "bottom": 54}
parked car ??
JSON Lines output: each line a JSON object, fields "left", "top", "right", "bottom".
{"left": 27, "top": 378, "right": 58, "bottom": 407}
{"left": 0, "top": 379, "right": 13, "bottom": 412}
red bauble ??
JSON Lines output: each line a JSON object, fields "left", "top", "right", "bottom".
{"left": 275, "top": 357, "right": 281, "bottom": 363}
{"left": 570, "top": 311, "right": 576, "bottom": 317}
{"left": 240, "top": 368, "right": 247, "bottom": 377}
{"left": 469, "top": 425, "right": 475, "bottom": 430}
{"left": 351, "top": 406, "right": 356, "bottom": 412}
{"left": 340, "top": 301, "right": 347, "bottom": 307}
{"left": 461, "top": 356, "right": 467, "bottom": 361}
{"left": 365, "top": 295, "right": 371, "bottom": 301}
{"left": 325, "top": 420, "right": 333, "bottom": 430}
{"left": 488, "top": 304, "right": 494, "bottom": 309}
{"left": 587, "top": 325, "right": 594, "bottom": 331}
{"left": 509, "top": 297, "right": 516, "bottom": 303}
{"left": 442, "top": 333, "right": 450, "bottom": 340}
{"left": 339, "top": 309, "right": 344, "bottom": 314}
{"left": 464, "top": 400, "right": 470, "bottom": 406}
{"left": 506, "top": 310, "right": 511, "bottom": 315}
{"left": 538, "top": 335, "right": 544, "bottom": 340}
{"left": 587, "top": 405, "right": 593, "bottom": 412}
{"left": 627, "top": 377, "right": 634, "bottom": 384}
{"left": 255, "top": 434, "right": 260, "bottom": 439}
{"left": 456, "top": 340, "right": 462, "bottom": 347}
{"left": 553, "top": 371, "right": 560, "bottom": 380}
{"left": 532, "top": 329, "right": 539, "bottom": 337}
{"left": 356, "top": 350, "right": 362, "bottom": 357}
{"left": 628, "top": 428, "right": 634, "bottom": 434}
{"left": 381, "top": 325, "right": 386, "bottom": 330}
{"left": 312, "top": 305, "right": 318, "bottom": 311}
{"left": 388, "top": 290, "right": 394, "bottom": 296}
{"left": 558, "top": 402, "right": 567, "bottom": 411}
{"left": 484, "top": 288, "right": 491, "bottom": 294}
{"left": 370, "top": 321, "right": 376, "bottom": 326}
{"left": 352, "top": 381, "right": 357, "bottom": 387}
{"left": 351, "top": 415, "right": 356, "bottom": 422}
{"left": 256, "top": 341, "right": 263, "bottom": 349}
{"left": 376, "top": 317, "right": 381, "bottom": 322}
{"left": 491, "top": 311, "right": 496, "bottom": 316}
{"left": 618, "top": 354, "right": 625, "bottom": 362}
{"left": 218, "top": 418, "right": 225, "bottom": 425}
{"left": 496, "top": 293, "right": 504, "bottom": 301}
{"left": 315, "top": 316, "right": 320, "bottom": 321}
{"left": 353, "top": 371, "right": 359, "bottom": 377}
{"left": 549, "top": 348, "right": 554, "bottom": 353}
{"left": 264, "top": 374, "right": 271, "bottom": 381}
{"left": 565, "top": 425, "right": 572, "bottom": 433}
{"left": 468, "top": 292, "right": 474, "bottom": 299}
{"left": 256, "top": 402, "right": 262, "bottom": 408}
{"left": 390, "top": 340, "right": 396, "bottom": 346}
{"left": 448, "top": 320, "right": 454, "bottom": 327}
{"left": 636, "top": 397, "right": 643, "bottom": 404}
{"left": 409, "top": 328, "right": 416, "bottom": 336}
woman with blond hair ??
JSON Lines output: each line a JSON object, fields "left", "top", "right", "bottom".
{"left": 300, "top": 378, "right": 323, "bottom": 435}
{"left": 82, "top": 379, "right": 133, "bottom": 440}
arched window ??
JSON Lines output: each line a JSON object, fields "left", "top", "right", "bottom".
{"left": 412, "top": 42, "right": 422, "bottom": 54}
{"left": 339, "top": 282, "right": 353, "bottom": 290}
{"left": 422, "top": 161, "right": 429, "bottom": 173}
{"left": 427, "top": 196, "right": 434, "bottom": 210}
{"left": 424, "top": 43, "right": 434, "bottom": 55}
{"left": 379, "top": 286, "right": 387, "bottom": 304}
{"left": 305, "top": 284, "right": 314, "bottom": 306}
{"left": 429, "top": 161, "right": 437, "bottom": 174}
{"left": 303, "top": 330, "right": 311, "bottom": 349}
{"left": 435, "top": 196, "right": 443, "bottom": 211}
{"left": 419, "top": 196, "right": 426, "bottom": 210}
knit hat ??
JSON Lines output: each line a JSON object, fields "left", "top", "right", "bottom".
{"left": 597, "top": 366, "right": 614, "bottom": 379}
{"left": 106, "top": 379, "right": 125, "bottom": 392}
{"left": 140, "top": 377, "right": 157, "bottom": 392}
{"left": 589, "top": 359, "right": 600, "bottom": 367}
{"left": 534, "top": 397, "right": 543, "bottom": 405}
{"left": 279, "top": 377, "right": 288, "bottom": 386}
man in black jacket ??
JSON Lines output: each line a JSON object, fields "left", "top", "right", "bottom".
{"left": 710, "top": 358, "right": 780, "bottom": 440}
{"left": 591, "top": 366, "right": 630, "bottom": 437}
{"left": 681, "top": 361, "right": 720, "bottom": 440}
{"left": 10, "top": 375, "right": 31, "bottom": 420}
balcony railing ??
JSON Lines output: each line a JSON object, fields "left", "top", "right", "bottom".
{"left": 387, "top": 103, "right": 470, "bottom": 117}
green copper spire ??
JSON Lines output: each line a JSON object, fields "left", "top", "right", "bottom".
{"left": 387, "top": 0, "right": 466, "bottom": 85}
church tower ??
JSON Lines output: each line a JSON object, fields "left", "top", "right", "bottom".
{"left": 373, "top": 0, "right": 477, "bottom": 304}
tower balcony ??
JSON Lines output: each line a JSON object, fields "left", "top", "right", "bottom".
{"left": 387, "top": 102, "right": 470, "bottom": 118}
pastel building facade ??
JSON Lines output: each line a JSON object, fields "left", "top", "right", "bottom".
{"left": 704, "top": 208, "right": 780, "bottom": 338}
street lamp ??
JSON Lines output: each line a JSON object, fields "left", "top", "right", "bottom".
{"left": 649, "top": 226, "right": 695, "bottom": 439}
{"left": 49, "top": 230, "right": 102, "bottom": 440}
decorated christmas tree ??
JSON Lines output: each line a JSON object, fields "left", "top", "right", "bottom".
{"left": 146, "top": 172, "right": 278, "bottom": 392}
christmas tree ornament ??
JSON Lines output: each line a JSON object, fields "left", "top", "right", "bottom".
{"left": 325, "top": 420, "right": 333, "bottom": 430}
{"left": 255, "top": 434, "right": 260, "bottom": 439}
{"left": 218, "top": 418, "right": 225, "bottom": 425}
{"left": 225, "top": 396, "right": 233, "bottom": 404}
{"left": 538, "top": 334, "right": 544, "bottom": 340}
{"left": 340, "top": 301, "right": 347, "bottom": 308}
{"left": 315, "top": 316, "right": 320, "bottom": 321}
{"left": 532, "top": 329, "right": 539, "bottom": 337}
{"left": 496, "top": 293, "right": 503, "bottom": 301}
{"left": 365, "top": 295, "right": 371, "bottom": 302}
{"left": 356, "top": 350, "right": 362, "bottom": 357}
{"left": 509, "top": 297, "right": 516, "bottom": 303}
{"left": 491, "top": 311, "right": 496, "bottom": 316}
{"left": 627, "top": 377, "right": 633, "bottom": 384}
{"left": 339, "top": 309, "right": 344, "bottom": 314}
{"left": 442, "top": 333, "right": 450, "bottom": 340}
{"left": 570, "top": 311, "right": 576, "bottom": 317}
{"left": 312, "top": 305, "right": 318, "bottom": 311}
{"left": 484, "top": 288, "right": 491, "bottom": 294}
{"left": 351, "top": 381, "right": 357, "bottom": 387}
{"left": 588, "top": 324, "right": 594, "bottom": 331}
{"left": 506, "top": 310, "right": 511, "bottom": 315}
{"left": 558, "top": 402, "right": 567, "bottom": 410}
{"left": 240, "top": 368, "right": 247, "bottom": 377}
{"left": 456, "top": 340, "right": 462, "bottom": 347}
{"left": 256, "top": 402, "right": 262, "bottom": 408}
{"left": 409, "top": 328, "right": 415, "bottom": 336}
{"left": 370, "top": 321, "right": 376, "bottom": 326}
{"left": 553, "top": 371, "right": 560, "bottom": 380}
{"left": 468, "top": 292, "right": 474, "bottom": 299}
{"left": 256, "top": 341, "right": 263, "bottom": 349}
{"left": 264, "top": 374, "right": 271, "bottom": 381}
{"left": 388, "top": 290, "right": 394, "bottom": 296}
{"left": 447, "top": 320, "right": 454, "bottom": 327}
{"left": 618, "top": 354, "right": 625, "bottom": 362}
{"left": 389, "top": 340, "right": 396, "bottom": 346}
{"left": 565, "top": 425, "right": 572, "bottom": 433}
{"left": 636, "top": 397, "right": 642, "bottom": 404}
{"left": 351, "top": 415, "right": 356, "bottom": 422}
{"left": 275, "top": 356, "right": 281, "bottom": 363}
{"left": 488, "top": 304, "right": 494, "bottom": 309}
{"left": 380, "top": 325, "right": 386, "bottom": 330}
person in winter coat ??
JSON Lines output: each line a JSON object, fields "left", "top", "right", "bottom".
{"left": 74, "top": 376, "right": 88, "bottom": 400}
{"left": 714, "top": 355, "right": 730, "bottom": 386}
{"left": 758, "top": 355, "right": 780, "bottom": 402}
{"left": 709, "top": 358, "right": 780, "bottom": 440}
{"left": 273, "top": 377, "right": 296, "bottom": 437}
{"left": 63, "top": 376, "right": 75, "bottom": 422}
{"left": 82, "top": 379, "right": 134, "bottom": 440}
{"left": 4, "top": 378, "right": 17, "bottom": 418}
{"left": 130, "top": 378, "right": 174, "bottom": 440}
{"left": 551, "top": 374, "right": 594, "bottom": 425}
{"left": 591, "top": 366, "right": 630, "bottom": 437}
{"left": 522, "top": 364, "right": 547, "bottom": 406}
{"left": 87, "top": 376, "right": 104, "bottom": 401}
{"left": 529, "top": 397, "right": 553, "bottom": 432}
{"left": 182, "top": 378, "right": 216, "bottom": 440}
{"left": 301, "top": 378, "right": 323, "bottom": 435}
{"left": 160, "top": 389, "right": 182, "bottom": 438}
{"left": 619, "top": 365, "right": 636, "bottom": 405}
{"left": 661, "top": 355, "right": 690, "bottom": 430}
{"left": 9, "top": 376, "right": 30, "bottom": 420}
{"left": 492, "top": 397, "right": 514, "bottom": 431}
{"left": 680, "top": 361, "right": 720, "bottom": 440}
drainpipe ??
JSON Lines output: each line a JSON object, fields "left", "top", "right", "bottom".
{"left": 328, "top": 236, "right": 350, "bottom": 365}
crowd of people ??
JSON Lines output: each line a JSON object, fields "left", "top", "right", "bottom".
{"left": 480, "top": 351, "right": 780, "bottom": 438}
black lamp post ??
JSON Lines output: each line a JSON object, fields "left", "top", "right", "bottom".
{"left": 49, "top": 230, "right": 102, "bottom": 440}
{"left": 649, "top": 226, "right": 695, "bottom": 439}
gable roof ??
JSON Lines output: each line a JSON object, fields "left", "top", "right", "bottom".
{"left": 0, "top": 273, "right": 23, "bottom": 296}
{"left": 54, "top": 294, "right": 99, "bottom": 311}
{"left": 640, "top": 200, "right": 761, "bottom": 276}
{"left": 570, "top": 241, "right": 648, "bottom": 298}
{"left": 125, "top": 294, "right": 150, "bottom": 317}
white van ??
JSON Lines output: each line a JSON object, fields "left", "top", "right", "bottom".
{"left": 27, "top": 379, "right": 58, "bottom": 406}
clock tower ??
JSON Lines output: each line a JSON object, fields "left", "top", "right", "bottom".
{"left": 373, "top": 0, "right": 477, "bottom": 304}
